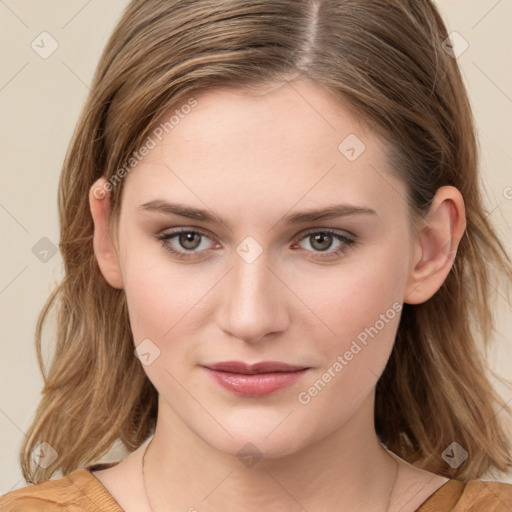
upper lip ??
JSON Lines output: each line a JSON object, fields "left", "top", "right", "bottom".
{"left": 202, "top": 360, "right": 308, "bottom": 374}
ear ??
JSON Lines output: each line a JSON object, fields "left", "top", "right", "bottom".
{"left": 89, "top": 177, "right": 124, "bottom": 289}
{"left": 404, "top": 186, "right": 466, "bottom": 304}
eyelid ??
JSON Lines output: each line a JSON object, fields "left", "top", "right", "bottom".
{"left": 157, "top": 226, "right": 217, "bottom": 244}
{"left": 156, "top": 225, "right": 355, "bottom": 241}
{"left": 293, "top": 226, "right": 355, "bottom": 242}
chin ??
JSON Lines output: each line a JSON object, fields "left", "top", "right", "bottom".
{"left": 192, "top": 416, "right": 314, "bottom": 464}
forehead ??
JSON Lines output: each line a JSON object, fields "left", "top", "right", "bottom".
{"left": 120, "top": 80, "right": 409, "bottom": 224}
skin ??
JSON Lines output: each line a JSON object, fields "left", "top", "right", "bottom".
{"left": 88, "top": 79, "right": 465, "bottom": 511}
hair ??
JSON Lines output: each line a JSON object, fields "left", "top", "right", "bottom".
{"left": 20, "top": 0, "right": 512, "bottom": 484}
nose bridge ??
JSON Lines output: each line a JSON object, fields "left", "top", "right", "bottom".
{"left": 216, "top": 236, "right": 289, "bottom": 342}
{"left": 233, "top": 245, "right": 273, "bottom": 301}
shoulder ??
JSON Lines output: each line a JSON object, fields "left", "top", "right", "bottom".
{"left": 0, "top": 466, "right": 122, "bottom": 512}
{"left": 456, "top": 480, "right": 512, "bottom": 511}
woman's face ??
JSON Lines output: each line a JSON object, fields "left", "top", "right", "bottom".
{"left": 106, "top": 80, "right": 419, "bottom": 459}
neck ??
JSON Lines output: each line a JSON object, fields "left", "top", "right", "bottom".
{"left": 142, "top": 393, "right": 399, "bottom": 512}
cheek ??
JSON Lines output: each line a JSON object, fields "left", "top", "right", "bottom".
{"left": 120, "top": 245, "right": 218, "bottom": 369}
{"left": 122, "top": 261, "right": 199, "bottom": 342}
{"left": 292, "top": 240, "right": 407, "bottom": 410}
{"left": 297, "top": 240, "right": 407, "bottom": 344}
{"left": 118, "top": 233, "right": 192, "bottom": 331}
{"left": 293, "top": 259, "right": 404, "bottom": 431}
{"left": 121, "top": 259, "right": 202, "bottom": 397}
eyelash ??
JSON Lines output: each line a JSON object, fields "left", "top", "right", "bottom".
{"left": 155, "top": 228, "right": 356, "bottom": 261}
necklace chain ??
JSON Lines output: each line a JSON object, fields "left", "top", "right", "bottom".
{"left": 141, "top": 439, "right": 155, "bottom": 512}
{"left": 142, "top": 438, "right": 399, "bottom": 512}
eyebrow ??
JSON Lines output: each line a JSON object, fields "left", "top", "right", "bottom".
{"left": 138, "top": 199, "right": 377, "bottom": 229}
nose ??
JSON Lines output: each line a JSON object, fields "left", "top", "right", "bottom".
{"left": 215, "top": 246, "right": 290, "bottom": 344}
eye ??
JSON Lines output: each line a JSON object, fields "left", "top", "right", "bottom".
{"left": 291, "top": 229, "right": 356, "bottom": 260}
{"left": 155, "top": 227, "right": 356, "bottom": 261}
{"left": 156, "top": 228, "right": 217, "bottom": 259}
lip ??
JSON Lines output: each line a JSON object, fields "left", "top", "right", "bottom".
{"left": 203, "top": 360, "right": 307, "bottom": 374}
{"left": 201, "top": 360, "right": 309, "bottom": 397}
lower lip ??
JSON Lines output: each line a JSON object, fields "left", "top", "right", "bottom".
{"left": 203, "top": 368, "right": 309, "bottom": 397}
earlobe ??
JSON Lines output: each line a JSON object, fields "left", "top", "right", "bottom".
{"left": 89, "top": 177, "right": 124, "bottom": 289}
{"left": 404, "top": 186, "right": 466, "bottom": 304}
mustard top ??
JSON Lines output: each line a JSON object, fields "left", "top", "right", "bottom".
{"left": 1, "top": 461, "right": 512, "bottom": 511}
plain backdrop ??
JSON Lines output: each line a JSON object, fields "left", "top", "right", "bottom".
{"left": 1, "top": 0, "right": 511, "bottom": 493}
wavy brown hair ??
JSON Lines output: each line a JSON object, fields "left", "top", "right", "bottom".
{"left": 20, "top": 0, "right": 512, "bottom": 484}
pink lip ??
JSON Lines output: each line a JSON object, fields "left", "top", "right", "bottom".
{"left": 202, "top": 360, "right": 309, "bottom": 397}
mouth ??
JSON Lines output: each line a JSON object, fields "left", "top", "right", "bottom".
{"left": 201, "top": 360, "right": 310, "bottom": 397}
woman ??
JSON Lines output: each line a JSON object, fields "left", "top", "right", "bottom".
{"left": 1, "top": 0, "right": 512, "bottom": 510}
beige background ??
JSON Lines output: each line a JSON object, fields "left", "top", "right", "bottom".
{"left": 1, "top": 0, "right": 511, "bottom": 493}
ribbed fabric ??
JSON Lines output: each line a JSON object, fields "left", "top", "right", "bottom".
{"left": 2, "top": 466, "right": 512, "bottom": 511}
{"left": 416, "top": 480, "right": 466, "bottom": 511}
{"left": 417, "top": 479, "right": 512, "bottom": 511}
{"left": 0, "top": 462, "right": 124, "bottom": 511}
